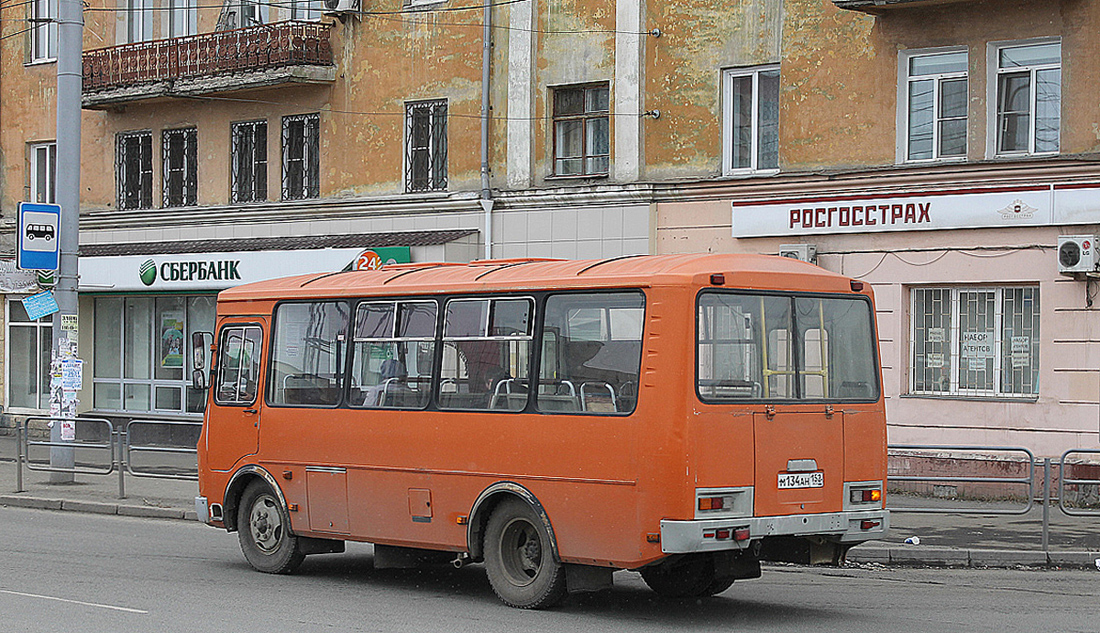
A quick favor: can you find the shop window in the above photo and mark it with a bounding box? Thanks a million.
[910,286,1039,398]
[995,41,1060,156]
[552,84,609,177]
[117,130,153,210]
[6,299,52,411]
[29,142,56,204]
[162,128,197,208]
[281,113,319,200]
[92,296,215,414]
[722,66,779,174]
[903,50,967,162]
[29,0,57,62]
[231,120,267,203]
[268,301,349,406]
[405,99,448,192]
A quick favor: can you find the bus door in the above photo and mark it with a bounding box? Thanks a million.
[753,410,844,517]
[207,320,266,471]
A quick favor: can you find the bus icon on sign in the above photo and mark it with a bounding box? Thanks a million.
[26,224,55,241]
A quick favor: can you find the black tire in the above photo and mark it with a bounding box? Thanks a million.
[640,554,717,598]
[483,498,567,609]
[703,575,736,596]
[237,480,305,574]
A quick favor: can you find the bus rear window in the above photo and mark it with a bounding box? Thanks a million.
[697,291,879,402]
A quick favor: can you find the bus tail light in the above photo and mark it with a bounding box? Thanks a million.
[850,488,882,504]
[860,520,881,530]
[698,496,726,511]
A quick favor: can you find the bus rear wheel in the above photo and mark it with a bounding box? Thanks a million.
[640,554,720,598]
[483,498,567,609]
[237,480,305,574]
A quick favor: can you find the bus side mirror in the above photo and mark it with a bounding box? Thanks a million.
[191,331,213,391]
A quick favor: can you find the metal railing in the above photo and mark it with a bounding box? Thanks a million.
[887,444,1035,514]
[887,444,1100,551]
[16,417,199,500]
[82,21,333,92]
[1058,449,1100,517]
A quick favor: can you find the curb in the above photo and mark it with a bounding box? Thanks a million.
[0,494,196,522]
[848,544,1100,569]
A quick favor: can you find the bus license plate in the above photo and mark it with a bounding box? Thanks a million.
[777,471,824,489]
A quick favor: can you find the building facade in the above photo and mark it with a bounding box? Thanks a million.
[0,0,1098,460]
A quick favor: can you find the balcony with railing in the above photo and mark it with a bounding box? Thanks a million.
[82,21,335,109]
[834,0,979,13]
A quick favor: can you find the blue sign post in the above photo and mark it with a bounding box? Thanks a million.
[17,202,61,271]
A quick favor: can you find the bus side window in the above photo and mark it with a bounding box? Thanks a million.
[537,292,645,415]
[268,302,349,407]
[214,326,262,406]
[439,298,533,411]
[349,300,436,409]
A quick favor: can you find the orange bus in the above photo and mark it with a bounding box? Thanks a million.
[194,253,888,608]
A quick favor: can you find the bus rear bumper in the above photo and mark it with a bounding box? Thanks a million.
[660,509,889,554]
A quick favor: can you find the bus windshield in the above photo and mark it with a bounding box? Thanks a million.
[697,291,879,401]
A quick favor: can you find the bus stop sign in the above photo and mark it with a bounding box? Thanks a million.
[17,202,61,271]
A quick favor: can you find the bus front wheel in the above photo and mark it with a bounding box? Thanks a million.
[237,480,305,574]
[483,498,567,609]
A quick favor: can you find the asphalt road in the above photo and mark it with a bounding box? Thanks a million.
[1,506,1097,633]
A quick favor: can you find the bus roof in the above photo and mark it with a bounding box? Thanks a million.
[217,253,860,305]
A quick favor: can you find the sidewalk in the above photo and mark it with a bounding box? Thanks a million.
[1,433,1097,568]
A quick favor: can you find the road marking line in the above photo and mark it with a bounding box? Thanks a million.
[0,589,148,614]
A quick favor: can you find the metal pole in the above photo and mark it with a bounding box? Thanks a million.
[16,423,24,493]
[479,0,493,260]
[1041,458,1051,552]
[117,428,126,499]
[48,0,83,483]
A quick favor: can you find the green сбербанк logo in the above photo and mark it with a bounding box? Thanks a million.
[139,259,157,286]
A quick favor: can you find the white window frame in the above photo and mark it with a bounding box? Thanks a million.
[289,0,323,21]
[29,0,58,63]
[986,38,1061,158]
[721,65,780,176]
[897,47,968,164]
[126,0,154,43]
[909,286,1039,399]
[29,141,57,204]
[6,298,53,413]
[166,0,197,38]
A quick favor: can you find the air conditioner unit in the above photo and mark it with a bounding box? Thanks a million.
[778,244,817,264]
[322,0,358,15]
[1057,235,1099,275]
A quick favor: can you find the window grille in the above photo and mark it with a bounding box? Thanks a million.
[117,131,153,210]
[231,120,267,203]
[910,286,1039,397]
[162,128,197,208]
[405,100,448,192]
[281,113,319,200]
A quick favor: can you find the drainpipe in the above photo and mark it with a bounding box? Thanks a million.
[479,0,494,260]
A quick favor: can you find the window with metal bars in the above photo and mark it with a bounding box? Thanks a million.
[405,100,448,193]
[281,113,320,200]
[552,84,609,177]
[910,286,1039,397]
[231,120,267,203]
[117,130,153,210]
[162,128,197,208]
